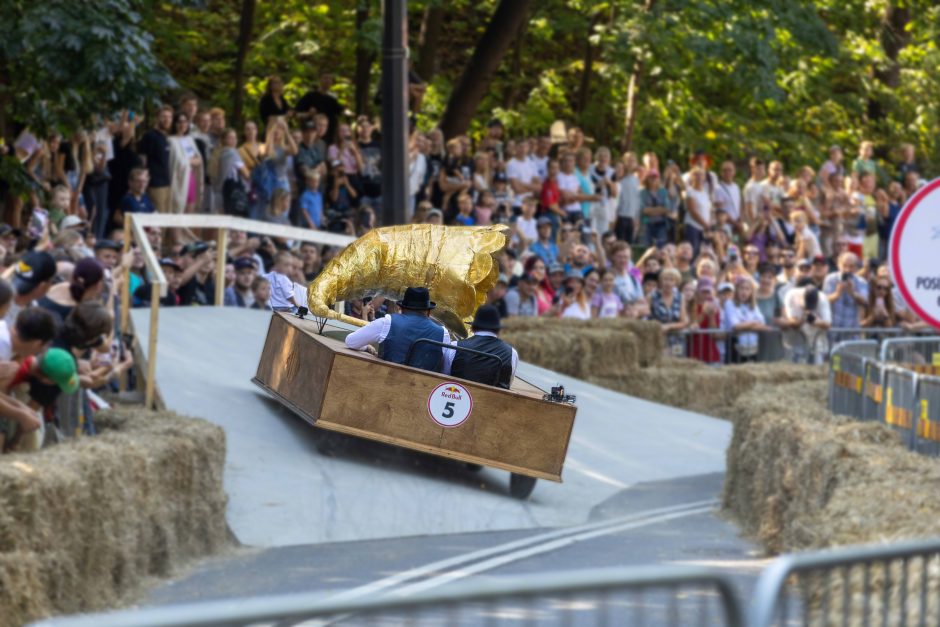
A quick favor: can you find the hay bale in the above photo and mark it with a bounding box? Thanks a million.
[0,407,230,627]
[722,380,940,554]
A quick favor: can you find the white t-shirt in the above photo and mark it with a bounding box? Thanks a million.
[562,301,591,320]
[515,216,538,245]
[556,171,581,215]
[714,181,742,222]
[0,321,12,361]
[506,158,538,207]
[743,179,768,216]
[684,187,712,229]
[798,226,822,259]
[529,154,549,181]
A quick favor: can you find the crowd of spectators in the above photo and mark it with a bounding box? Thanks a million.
[0,71,936,453]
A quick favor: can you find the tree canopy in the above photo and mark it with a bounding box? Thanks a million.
[5,0,940,172]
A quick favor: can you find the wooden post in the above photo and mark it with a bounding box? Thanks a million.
[215,228,228,306]
[119,217,134,392]
[145,281,160,409]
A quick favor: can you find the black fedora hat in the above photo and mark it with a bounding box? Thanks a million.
[397,287,436,310]
[471,304,502,331]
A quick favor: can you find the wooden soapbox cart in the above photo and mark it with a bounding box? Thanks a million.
[253,313,577,499]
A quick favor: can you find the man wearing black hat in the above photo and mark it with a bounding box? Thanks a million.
[449,305,517,390]
[295,119,323,185]
[345,287,453,373]
[5,251,57,327]
[224,257,258,308]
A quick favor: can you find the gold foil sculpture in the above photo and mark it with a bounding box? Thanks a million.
[307,224,510,337]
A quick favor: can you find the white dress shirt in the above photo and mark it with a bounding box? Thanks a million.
[345,315,455,373]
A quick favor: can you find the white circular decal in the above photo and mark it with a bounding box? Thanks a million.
[890,178,940,329]
[427,382,473,428]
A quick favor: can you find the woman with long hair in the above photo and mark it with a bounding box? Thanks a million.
[557,272,591,319]
[168,112,203,215]
[722,276,767,362]
[327,122,364,204]
[861,276,898,328]
[238,120,264,173]
[523,255,553,315]
[259,75,291,129]
[213,128,251,217]
[263,116,299,193]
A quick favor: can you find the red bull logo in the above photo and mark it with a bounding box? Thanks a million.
[440,386,463,400]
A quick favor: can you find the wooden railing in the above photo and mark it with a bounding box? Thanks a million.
[120,213,354,408]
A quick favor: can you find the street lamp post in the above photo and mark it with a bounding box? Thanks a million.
[380,0,409,227]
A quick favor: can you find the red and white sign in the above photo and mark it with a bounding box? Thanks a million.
[427,382,473,428]
[890,178,940,329]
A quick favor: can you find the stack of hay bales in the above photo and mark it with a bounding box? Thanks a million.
[0,408,230,627]
[502,317,821,414]
[723,379,940,553]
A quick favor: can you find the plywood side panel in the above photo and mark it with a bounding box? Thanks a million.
[320,354,575,479]
[254,315,333,421]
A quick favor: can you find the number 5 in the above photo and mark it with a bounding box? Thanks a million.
[442,401,455,419]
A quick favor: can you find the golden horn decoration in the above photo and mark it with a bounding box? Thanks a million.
[307,224,510,337]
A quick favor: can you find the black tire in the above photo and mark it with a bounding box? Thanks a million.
[509,473,538,500]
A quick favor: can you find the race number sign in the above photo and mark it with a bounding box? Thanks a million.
[890,178,940,329]
[427,382,473,428]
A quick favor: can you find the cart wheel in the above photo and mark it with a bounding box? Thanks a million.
[509,473,538,500]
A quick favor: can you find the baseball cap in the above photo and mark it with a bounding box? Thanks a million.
[426,208,443,220]
[717,281,734,293]
[39,348,79,394]
[60,215,87,230]
[496,273,509,285]
[797,257,812,268]
[493,172,508,183]
[301,119,316,130]
[0,223,15,238]
[537,216,553,226]
[234,257,257,271]
[185,241,211,256]
[13,251,57,295]
[94,239,122,252]
[159,257,182,273]
[548,263,565,274]
[812,255,827,265]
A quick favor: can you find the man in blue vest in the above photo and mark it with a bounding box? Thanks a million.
[449,305,518,389]
[345,287,453,373]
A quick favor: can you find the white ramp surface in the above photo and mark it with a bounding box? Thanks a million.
[131,308,731,547]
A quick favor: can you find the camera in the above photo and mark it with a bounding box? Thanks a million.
[806,313,816,324]
[543,385,576,405]
[841,272,852,282]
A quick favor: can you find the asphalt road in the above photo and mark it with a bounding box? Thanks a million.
[127,308,756,623]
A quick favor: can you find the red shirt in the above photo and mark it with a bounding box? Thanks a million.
[540,179,560,213]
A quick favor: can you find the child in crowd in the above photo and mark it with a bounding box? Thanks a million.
[591,269,624,318]
[250,276,272,311]
[262,251,296,312]
[265,188,292,225]
[300,172,323,229]
[474,190,495,226]
[47,185,70,230]
[454,193,475,226]
[513,197,538,250]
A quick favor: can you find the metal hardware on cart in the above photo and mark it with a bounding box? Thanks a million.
[544,385,576,404]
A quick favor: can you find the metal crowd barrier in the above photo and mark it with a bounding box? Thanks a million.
[828,340,878,417]
[31,565,746,627]
[751,537,940,627]
[668,327,936,367]
[826,334,940,459]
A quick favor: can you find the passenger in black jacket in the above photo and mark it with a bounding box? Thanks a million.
[449,305,518,389]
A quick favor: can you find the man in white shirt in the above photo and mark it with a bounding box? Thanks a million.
[743,157,768,228]
[506,141,541,213]
[529,136,551,181]
[713,160,743,237]
[556,152,583,220]
[783,277,832,364]
[345,287,454,374]
[614,152,641,244]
